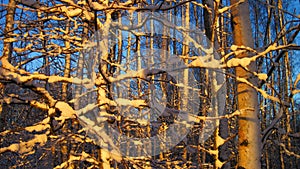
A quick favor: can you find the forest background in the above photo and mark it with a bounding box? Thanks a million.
[0,0,300,168]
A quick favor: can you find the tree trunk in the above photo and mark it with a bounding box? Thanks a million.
[96,13,113,169]
[230,0,262,168]
[0,0,16,129]
[1,0,15,69]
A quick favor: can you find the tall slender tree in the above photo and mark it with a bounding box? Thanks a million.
[230,0,262,168]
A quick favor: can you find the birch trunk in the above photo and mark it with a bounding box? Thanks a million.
[0,0,16,121]
[230,0,261,168]
[1,0,15,70]
[95,12,113,169]
[181,2,190,161]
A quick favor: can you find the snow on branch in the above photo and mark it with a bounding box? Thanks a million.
[0,117,50,136]
[0,133,48,154]
[89,0,193,12]
[1,93,49,109]
[236,77,289,106]
[29,100,49,110]
[106,68,166,83]
[114,98,147,108]
[160,108,241,124]
[191,1,212,11]
[292,89,300,95]
[0,117,50,155]
[0,67,92,87]
[54,101,77,120]
[223,43,290,69]
[188,57,221,69]
[218,0,245,13]
[0,69,79,121]
[54,151,100,169]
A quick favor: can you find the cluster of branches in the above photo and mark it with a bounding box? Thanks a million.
[0,0,299,168]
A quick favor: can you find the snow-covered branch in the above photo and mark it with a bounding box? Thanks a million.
[0,67,92,87]
[0,117,50,155]
[89,0,193,12]
[54,151,100,169]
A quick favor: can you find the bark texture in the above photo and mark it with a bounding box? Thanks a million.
[230,0,262,168]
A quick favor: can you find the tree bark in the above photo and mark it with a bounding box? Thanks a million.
[1,0,16,69]
[230,0,262,168]
[0,0,16,126]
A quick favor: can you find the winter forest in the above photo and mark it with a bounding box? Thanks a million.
[0,0,300,168]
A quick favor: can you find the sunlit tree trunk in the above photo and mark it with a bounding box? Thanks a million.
[277,1,293,168]
[203,1,229,168]
[0,82,3,123]
[61,21,73,167]
[0,0,16,132]
[124,15,132,157]
[230,0,261,168]
[216,0,231,167]
[149,9,154,159]
[181,1,190,162]
[94,11,113,169]
[1,0,15,70]
[62,24,71,101]
[159,6,169,162]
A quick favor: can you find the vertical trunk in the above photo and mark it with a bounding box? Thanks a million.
[136,7,142,157]
[61,22,73,167]
[277,1,292,168]
[271,2,284,168]
[217,0,231,168]
[1,0,15,70]
[181,2,190,161]
[230,0,261,168]
[125,26,132,158]
[97,13,112,169]
[62,24,71,101]
[203,1,229,168]
[0,0,15,115]
[149,9,154,159]
[203,0,214,41]
[0,0,16,121]
[159,7,169,162]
